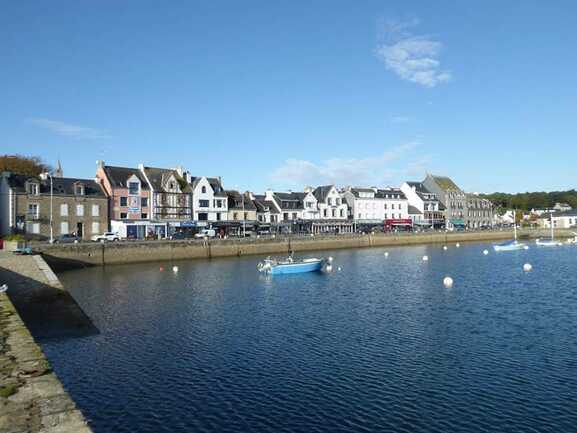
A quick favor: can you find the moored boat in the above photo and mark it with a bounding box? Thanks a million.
[494,216,528,252]
[257,256,331,275]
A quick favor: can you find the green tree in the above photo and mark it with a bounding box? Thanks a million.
[0,155,52,176]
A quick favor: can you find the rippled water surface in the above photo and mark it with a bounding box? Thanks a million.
[41,242,577,433]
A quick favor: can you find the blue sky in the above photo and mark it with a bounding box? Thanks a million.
[2,1,576,193]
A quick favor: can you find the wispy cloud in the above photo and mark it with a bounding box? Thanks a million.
[375,19,451,88]
[28,118,110,140]
[390,115,410,123]
[269,141,428,189]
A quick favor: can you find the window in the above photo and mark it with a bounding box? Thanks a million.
[244,212,248,220]
[75,185,84,195]
[198,213,208,221]
[120,212,127,219]
[60,221,69,235]
[233,212,238,220]
[328,198,333,206]
[283,213,289,221]
[92,222,100,234]
[216,213,221,221]
[323,209,328,217]
[201,186,207,193]
[60,204,68,217]
[27,182,39,195]
[340,209,344,217]
[168,182,175,190]
[199,200,209,208]
[26,222,40,234]
[128,182,139,195]
[27,203,39,219]
[258,215,263,222]
[141,197,148,207]
[141,213,148,219]
[306,201,313,208]
[216,200,222,208]
[332,209,336,217]
[92,204,99,217]
[336,198,341,205]
[384,204,388,210]
[292,213,297,220]
[76,204,84,216]
[120,197,128,207]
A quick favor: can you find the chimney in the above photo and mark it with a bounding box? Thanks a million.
[96,160,104,170]
[265,189,274,201]
[304,186,312,193]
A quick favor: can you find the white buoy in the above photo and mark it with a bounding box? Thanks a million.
[456,243,460,248]
[443,276,454,288]
[384,252,389,257]
[524,245,529,250]
[483,249,489,255]
[337,267,342,271]
[422,255,429,262]
[443,246,448,251]
[325,265,333,272]
[172,266,179,273]
[523,263,532,272]
[327,256,334,263]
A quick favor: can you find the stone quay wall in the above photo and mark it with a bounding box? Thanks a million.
[32,229,575,269]
[0,293,92,433]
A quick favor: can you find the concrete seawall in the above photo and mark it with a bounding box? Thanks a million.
[33,229,573,269]
[0,255,93,433]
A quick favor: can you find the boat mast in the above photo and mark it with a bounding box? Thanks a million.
[513,209,517,241]
[550,212,554,241]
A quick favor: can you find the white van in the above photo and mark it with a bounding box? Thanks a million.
[194,228,216,239]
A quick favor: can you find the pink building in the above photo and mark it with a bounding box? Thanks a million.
[96,161,163,239]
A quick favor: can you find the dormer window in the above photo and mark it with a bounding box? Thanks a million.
[26,182,39,195]
[201,186,207,193]
[75,184,85,196]
[128,182,140,195]
[168,181,175,190]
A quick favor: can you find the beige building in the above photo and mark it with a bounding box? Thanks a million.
[0,172,109,241]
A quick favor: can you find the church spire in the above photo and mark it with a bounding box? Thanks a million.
[55,160,63,178]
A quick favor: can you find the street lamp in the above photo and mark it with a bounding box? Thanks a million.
[41,172,53,243]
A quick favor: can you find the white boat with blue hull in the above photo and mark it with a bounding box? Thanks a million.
[494,216,528,252]
[258,256,332,275]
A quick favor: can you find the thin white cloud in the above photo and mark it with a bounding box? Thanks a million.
[28,118,110,140]
[269,142,426,189]
[375,19,451,88]
[390,115,410,123]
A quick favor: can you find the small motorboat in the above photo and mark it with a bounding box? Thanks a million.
[257,256,332,275]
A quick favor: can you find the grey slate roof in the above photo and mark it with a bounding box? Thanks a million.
[103,166,149,189]
[253,195,280,214]
[408,205,422,215]
[6,174,106,197]
[406,181,440,202]
[273,192,304,210]
[313,185,333,203]
[225,190,257,211]
[142,167,192,193]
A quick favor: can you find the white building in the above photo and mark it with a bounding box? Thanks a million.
[311,185,348,220]
[400,182,445,228]
[342,187,409,224]
[539,210,577,229]
[189,176,228,226]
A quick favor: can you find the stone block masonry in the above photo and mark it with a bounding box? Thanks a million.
[32,228,574,269]
[0,292,93,433]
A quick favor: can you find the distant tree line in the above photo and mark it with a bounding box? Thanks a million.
[0,154,52,176]
[481,190,577,213]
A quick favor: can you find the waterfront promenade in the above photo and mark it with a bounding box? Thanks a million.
[32,228,574,269]
[0,253,93,433]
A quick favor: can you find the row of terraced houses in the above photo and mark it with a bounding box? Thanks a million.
[0,160,494,240]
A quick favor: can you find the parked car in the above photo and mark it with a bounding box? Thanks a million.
[53,234,82,244]
[170,231,194,240]
[91,232,120,242]
[194,229,216,239]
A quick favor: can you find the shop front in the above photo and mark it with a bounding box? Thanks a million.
[384,218,413,232]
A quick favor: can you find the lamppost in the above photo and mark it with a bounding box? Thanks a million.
[42,172,54,243]
[242,191,246,238]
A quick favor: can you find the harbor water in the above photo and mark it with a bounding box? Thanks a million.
[40,242,577,433]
